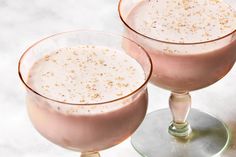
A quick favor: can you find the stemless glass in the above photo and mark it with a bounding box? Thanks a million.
[119,0,236,157]
[18,30,152,157]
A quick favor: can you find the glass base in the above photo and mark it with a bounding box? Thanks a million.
[81,152,100,157]
[131,108,231,157]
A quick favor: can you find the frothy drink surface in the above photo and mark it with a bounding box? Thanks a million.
[128,0,236,43]
[28,46,145,104]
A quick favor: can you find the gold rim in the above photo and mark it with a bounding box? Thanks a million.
[18,30,153,106]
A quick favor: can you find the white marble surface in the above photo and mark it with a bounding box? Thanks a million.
[0,0,236,156]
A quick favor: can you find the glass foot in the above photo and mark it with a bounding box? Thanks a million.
[131,108,231,157]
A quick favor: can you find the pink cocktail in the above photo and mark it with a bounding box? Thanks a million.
[18,31,152,157]
[119,0,236,156]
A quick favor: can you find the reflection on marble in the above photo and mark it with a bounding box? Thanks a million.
[0,0,235,156]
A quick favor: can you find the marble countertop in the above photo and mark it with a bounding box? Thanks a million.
[0,0,236,156]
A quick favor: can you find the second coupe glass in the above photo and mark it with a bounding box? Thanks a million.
[119,0,236,156]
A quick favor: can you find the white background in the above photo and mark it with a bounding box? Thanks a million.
[0,0,236,156]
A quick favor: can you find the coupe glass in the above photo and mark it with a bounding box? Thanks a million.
[18,30,152,157]
[119,1,236,157]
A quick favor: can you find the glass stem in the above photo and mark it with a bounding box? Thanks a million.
[168,91,192,137]
[81,152,100,157]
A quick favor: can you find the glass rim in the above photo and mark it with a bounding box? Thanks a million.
[118,0,236,45]
[18,30,153,106]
